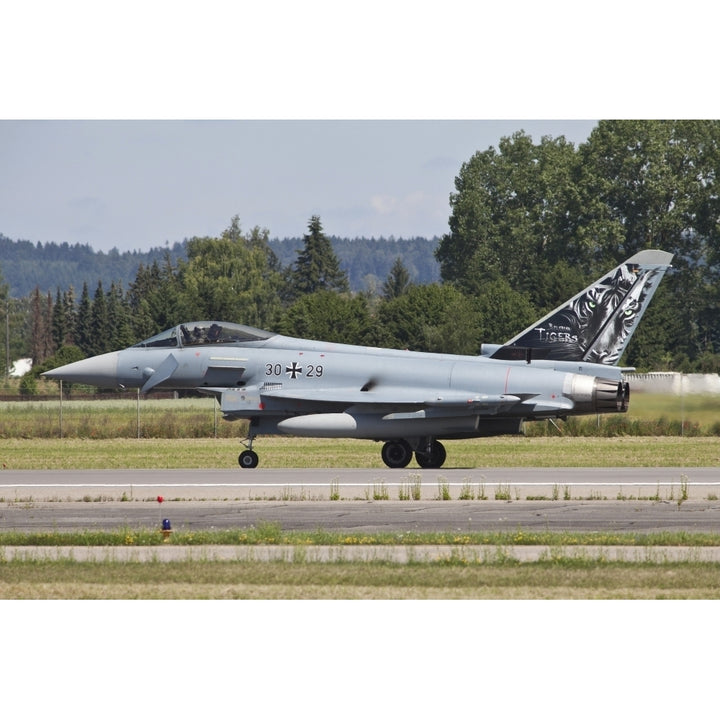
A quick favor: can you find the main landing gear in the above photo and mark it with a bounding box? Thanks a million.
[381,438,447,469]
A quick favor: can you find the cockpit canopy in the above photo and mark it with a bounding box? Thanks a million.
[132,322,277,348]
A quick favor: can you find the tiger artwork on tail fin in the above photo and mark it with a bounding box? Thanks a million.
[494,250,673,365]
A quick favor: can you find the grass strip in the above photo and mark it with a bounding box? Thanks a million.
[3,435,720,469]
[2,524,720,547]
[2,559,720,599]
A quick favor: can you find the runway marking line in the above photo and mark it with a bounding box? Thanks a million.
[3,482,720,488]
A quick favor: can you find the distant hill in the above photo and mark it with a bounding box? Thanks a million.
[0,233,441,297]
[0,234,187,298]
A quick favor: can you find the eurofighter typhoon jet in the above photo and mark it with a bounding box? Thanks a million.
[44,250,673,469]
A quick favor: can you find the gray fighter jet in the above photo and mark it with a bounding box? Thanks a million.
[44,249,673,469]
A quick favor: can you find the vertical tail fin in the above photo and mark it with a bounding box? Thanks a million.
[492,249,674,365]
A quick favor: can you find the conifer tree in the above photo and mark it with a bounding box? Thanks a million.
[292,215,349,296]
[29,287,54,364]
[51,287,76,350]
[382,257,412,299]
[75,282,93,356]
[0,268,8,376]
[51,288,67,350]
[63,287,77,345]
[89,281,110,356]
[107,281,135,349]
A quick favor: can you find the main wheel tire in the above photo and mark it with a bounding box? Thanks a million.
[415,440,447,469]
[238,450,259,468]
[381,440,413,469]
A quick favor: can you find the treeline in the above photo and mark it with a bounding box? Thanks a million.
[4,120,720,387]
[0,235,187,299]
[0,233,440,298]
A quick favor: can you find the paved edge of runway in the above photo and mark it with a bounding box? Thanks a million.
[3,466,719,501]
[2,544,720,563]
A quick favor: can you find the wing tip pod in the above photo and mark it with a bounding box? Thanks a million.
[626,249,674,267]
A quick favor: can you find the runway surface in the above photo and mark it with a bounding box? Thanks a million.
[2,467,720,533]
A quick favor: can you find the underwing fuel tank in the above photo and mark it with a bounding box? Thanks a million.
[276,412,481,439]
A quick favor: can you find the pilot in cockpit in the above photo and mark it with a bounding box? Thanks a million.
[207,324,222,342]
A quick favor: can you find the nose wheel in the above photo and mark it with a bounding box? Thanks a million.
[239,450,259,468]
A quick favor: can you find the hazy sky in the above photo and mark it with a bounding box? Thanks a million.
[2,3,715,255]
[0,120,597,252]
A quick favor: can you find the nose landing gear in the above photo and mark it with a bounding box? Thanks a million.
[238,434,259,468]
[238,449,259,468]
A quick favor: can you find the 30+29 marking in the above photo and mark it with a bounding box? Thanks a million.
[265,362,324,379]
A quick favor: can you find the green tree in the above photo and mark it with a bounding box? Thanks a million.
[29,287,54,364]
[622,284,683,371]
[378,283,482,353]
[89,281,111,356]
[19,372,37,396]
[279,290,376,345]
[0,264,9,376]
[107,281,135,349]
[75,282,92,356]
[291,216,349,296]
[178,217,284,328]
[471,278,538,346]
[127,260,178,339]
[382,257,412,299]
[578,120,720,361]
[51,287,78,350]
[577,120,720,261]
[63,287,77,345]
[436,131,583,298]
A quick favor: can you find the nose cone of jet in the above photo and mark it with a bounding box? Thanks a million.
[43,351,121,388]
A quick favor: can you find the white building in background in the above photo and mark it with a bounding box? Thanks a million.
[10,358,32,377]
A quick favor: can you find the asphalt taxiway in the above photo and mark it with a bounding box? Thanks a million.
[1,467,719,533]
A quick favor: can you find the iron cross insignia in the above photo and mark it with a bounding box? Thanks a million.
[285,362,303,379]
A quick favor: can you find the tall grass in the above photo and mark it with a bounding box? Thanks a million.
[526,415,708,437]
[1,392,719,440]
[0,397,240,439]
